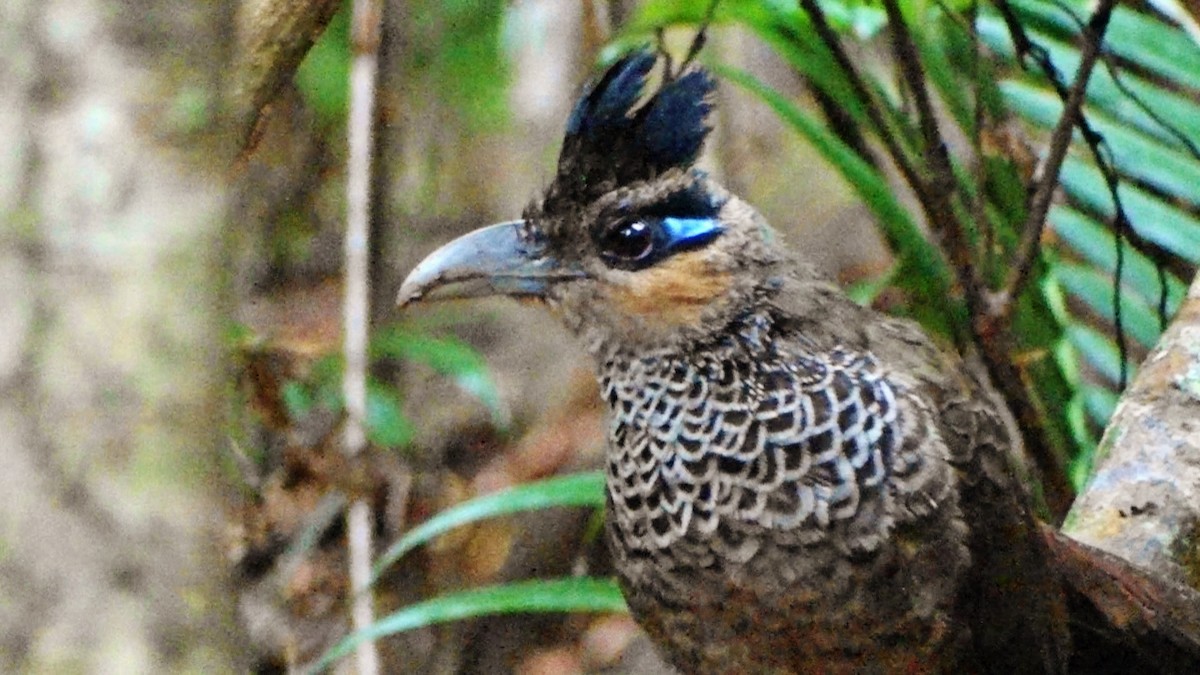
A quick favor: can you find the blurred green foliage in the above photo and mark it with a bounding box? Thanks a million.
[279,325,504,451]
[415,0,512,131]
[296,6,351,126]
[313,576,626,673]
[296,0,511,130]
[372,471,606,583]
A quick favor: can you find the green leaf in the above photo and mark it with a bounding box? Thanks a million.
[1082,384,1119,429]
[753,19,875,125]
[1064,323,1137,386]
[373,471,605,580]
[976,17,1200,147]
[1060,158,1200,265]
[1000,81,1200,208]
[625,0,730,29]
[905,12,973,132]
[627,0,803,36]
[1050,206,1186,313]
[365,380,414,449]
[1064,392,1097,489]
[1052,263,1161,348]
[310,577,626,673]
[1067,383,1119,488]
[1007,0,1200,90]
[373,328,506,424]
[628,2,875,127]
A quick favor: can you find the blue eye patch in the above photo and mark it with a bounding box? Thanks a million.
[658,217,724,254]
[594,214,724,271]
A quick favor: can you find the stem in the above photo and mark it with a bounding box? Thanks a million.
[881,0,983,313]
[798,0,928,205]
[997,0,1117,314]
[344,0,383,672]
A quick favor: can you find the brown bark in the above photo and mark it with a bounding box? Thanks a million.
[0,0,241,668]
[235,0,342,149]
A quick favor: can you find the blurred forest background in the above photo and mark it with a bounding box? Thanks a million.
[2,0,1200,673]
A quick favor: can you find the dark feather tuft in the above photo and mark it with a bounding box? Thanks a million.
[566,51,656,137]
[550,49,716,209]
[641,70,715,171]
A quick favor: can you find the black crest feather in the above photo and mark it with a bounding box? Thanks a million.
[550,49,715,207]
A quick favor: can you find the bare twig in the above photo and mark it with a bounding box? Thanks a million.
[881,0,984,313]
[804,0,988,337]
[659,0,719,84]
[964,0,1121,517]
[809,85,879,169]
[967,2,994,279]
[989,0,1161,393]
[344,0,383,672]
[797,0,929,206]
[680,0,721,72]
[1048,0,1184,331]
[881,1,949,188]
[996,0,1117,316]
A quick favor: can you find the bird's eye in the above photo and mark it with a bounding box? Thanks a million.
[600,220,655,262]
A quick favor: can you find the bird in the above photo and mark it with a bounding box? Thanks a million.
[396,49,1200,674]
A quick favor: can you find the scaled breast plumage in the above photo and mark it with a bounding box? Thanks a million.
[599,309,934,564]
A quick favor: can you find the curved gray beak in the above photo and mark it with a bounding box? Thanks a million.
[397,220,583,307]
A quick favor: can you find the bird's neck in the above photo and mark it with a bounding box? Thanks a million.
[583,289,780,363]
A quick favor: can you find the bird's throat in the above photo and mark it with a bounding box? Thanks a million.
[601,249,736,334]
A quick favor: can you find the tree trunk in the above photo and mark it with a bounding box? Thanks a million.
[0,0,241,669]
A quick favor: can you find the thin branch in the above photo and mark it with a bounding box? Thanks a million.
[988,0,1169,394]
[881,0,984,309]
[809,84,879,169]
[804,0,990,329]
[967,1,994,279]
[797,0,929,206]
[952,0,1119,514]
[344,0,384,672]
[881,0,950,191]
[993,0,1117,313]
[1114,204,1130,389]
[661,0,719,84]
[1048,0,1183,331]
[679,0,720,72]
[1096,51,1200,163]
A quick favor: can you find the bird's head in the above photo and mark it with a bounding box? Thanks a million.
[398,50,789,351]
